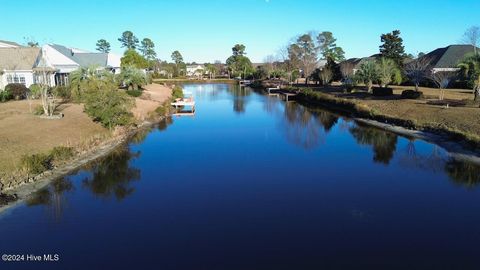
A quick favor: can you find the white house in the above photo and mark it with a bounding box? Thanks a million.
[38,44,122,86]
[186,64,205,77]
[0,47,41,89]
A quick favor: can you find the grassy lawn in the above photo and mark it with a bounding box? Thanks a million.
[0,100,111,174]
[300,84,480,143]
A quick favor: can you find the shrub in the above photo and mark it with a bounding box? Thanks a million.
[21,153,52,174]
[84,88,135,129]
[33,105,44,115]
[372,87,393,96]
[5,83,28,100]
[28,84,42,99]
[118,65,147,90]
[126,89,142,97]
[172,86,184,99]
[53,85,71,99]
[401,90,423,99]
[155,104,169,115]
[0,90,13,102]
[50,146,74,160]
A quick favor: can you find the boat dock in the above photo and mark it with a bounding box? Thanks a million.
[265,86,298,101]
[171,92,196,114]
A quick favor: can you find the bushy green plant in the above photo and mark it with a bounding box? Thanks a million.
[5,83,28,100]
[53,85,71,99]
[118,66,147,90]
[377,57,401,87]
[0,90,13,102]
[83,87,135,129]
[172,86,184,99]
[33,105,44,115]
[21,153,52,174]
[28,84,42,99]
[356,61,379,93]
[126,89,142,97]
[69,66,115,101]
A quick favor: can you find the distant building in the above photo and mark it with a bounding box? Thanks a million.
[186,64,205,77]
[339,54,381,75]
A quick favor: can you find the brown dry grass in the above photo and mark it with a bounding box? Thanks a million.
[0,100,110,173]
[307,84,480,141]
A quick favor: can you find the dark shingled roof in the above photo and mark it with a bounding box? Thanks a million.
[420,45,478,68]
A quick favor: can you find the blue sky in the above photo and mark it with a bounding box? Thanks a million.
[2,0,479,63]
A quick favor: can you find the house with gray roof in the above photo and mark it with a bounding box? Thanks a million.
[39,44,121,86]
[417,44,479,73]
[0,47,41,89]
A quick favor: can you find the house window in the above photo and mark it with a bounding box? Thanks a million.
[7,75,26,85]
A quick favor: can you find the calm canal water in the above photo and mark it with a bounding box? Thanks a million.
[1,83,480,270]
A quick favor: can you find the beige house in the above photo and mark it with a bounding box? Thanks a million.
[0,47,41,89]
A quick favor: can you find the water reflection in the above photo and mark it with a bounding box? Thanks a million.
[26,177,74,221]
[82,147,141,201]
[157,116,174,132]
[228,85,251,114]
[349,123,398,164]
[398,143,446,173]
[281,102,326,149]
[314,110,338,132]
[445,158,480,188]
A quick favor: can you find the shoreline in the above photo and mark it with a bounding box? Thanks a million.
[257,86,480,164]
[0,118,165,215]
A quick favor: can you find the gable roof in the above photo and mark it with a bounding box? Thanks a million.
[0,40,21,48]
[50,44,121,68]
[420,45,478,69]
[0,47,40,70]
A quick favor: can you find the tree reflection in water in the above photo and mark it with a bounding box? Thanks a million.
[228,85,251,114]
[349,123,398,164]
[82,147,141,201]
[157,116,174,132]
[26,177,74,221]
[398,143,446,173]
[445,158,480,188]
[281,102,326,150]
[314,110,338,132]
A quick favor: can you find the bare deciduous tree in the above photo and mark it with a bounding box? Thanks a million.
[320,68,333,87]
[429,71,457,100]
[462,26,480,55]
[404,56,431,91]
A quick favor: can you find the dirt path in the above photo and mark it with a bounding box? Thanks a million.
[132,83,172,121]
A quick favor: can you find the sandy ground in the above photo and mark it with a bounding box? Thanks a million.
[0,100,109,173]
[132,83,172,121]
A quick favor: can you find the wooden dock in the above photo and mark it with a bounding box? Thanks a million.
[265,87,298,101]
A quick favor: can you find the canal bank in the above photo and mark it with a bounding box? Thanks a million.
[255,85,480,160]
[1,83,479,269]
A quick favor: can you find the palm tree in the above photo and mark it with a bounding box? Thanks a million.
[69,66,114,100]
[458,53,480,101]
[356,60,379,93]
